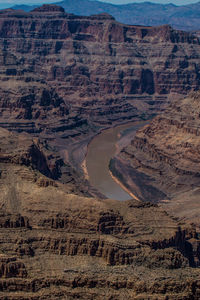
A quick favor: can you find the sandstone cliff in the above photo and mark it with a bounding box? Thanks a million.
[0,127,93,197]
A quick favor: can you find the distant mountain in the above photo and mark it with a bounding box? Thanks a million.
[11,0,200,31]
[11,4,38,11]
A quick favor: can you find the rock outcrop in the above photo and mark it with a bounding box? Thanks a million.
[0,127,93,197]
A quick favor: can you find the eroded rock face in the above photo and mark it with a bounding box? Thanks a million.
[0,5,199,142]
[0,5,200,298]
[0,5,199,183]
[0,256,27,279]
[0,125,199,299]
[111,92,200,224]
[0,127,92,197]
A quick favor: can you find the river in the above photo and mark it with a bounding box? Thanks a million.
[85,121,148,201]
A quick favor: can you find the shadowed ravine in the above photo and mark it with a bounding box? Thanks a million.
[85,121,147,200]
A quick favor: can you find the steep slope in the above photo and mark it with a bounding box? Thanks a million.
[0,5,199,177]
[12,0,200,31]
[110,92,200,224]
[0,127,200,299]
[0,127,92,197]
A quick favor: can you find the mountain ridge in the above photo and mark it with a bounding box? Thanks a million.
[11,0,200,31]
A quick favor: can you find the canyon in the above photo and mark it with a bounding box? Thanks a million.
[0,4,199,299]
[110,91,200,225]
[0,126,200,299]
[0,5,199,175]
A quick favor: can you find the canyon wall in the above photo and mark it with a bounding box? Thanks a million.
[0,5,199,184]
[0,5,199,141]
[0,126,199,298]
[111,91,200,225]
[0,5,199,298]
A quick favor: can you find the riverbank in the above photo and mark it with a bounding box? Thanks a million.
[84,120,148,201]
[109,170,140,201]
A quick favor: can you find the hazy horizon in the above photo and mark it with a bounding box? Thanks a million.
[98,0,199,4]
[0,0,199,9]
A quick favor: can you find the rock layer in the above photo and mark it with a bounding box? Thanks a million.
[0,5,200,298]
[111,92,200,225]
[0,126,199,299]
[0,5,199,180]
[0,6,199,139]
[0,5,199,186]
[0,127,93,197]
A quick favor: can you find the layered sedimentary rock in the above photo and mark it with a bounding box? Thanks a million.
[0,5,198,182]
[111,92,200,225]
[0,5,200,298]
[0,127,200,299]
[0,6,199,139]
[0,127,93,197]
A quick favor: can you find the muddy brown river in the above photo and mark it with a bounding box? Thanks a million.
[86,121,148,200]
